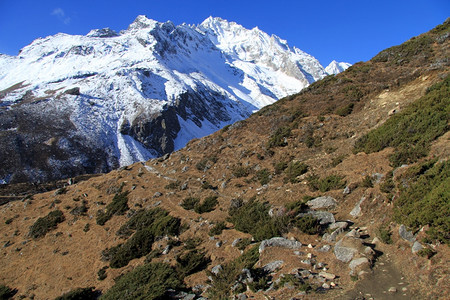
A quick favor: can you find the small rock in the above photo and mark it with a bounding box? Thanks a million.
[299,269,311,278]
[343,186,351,195]
[211,264,223,275]
[399,224,416,243]
[308,243,313,248]
[349,257,369,272]
[162,245,170,255]
[388,287,397,293]
[350,196,365,217]
[216,241,222,248]
[319,271,336,280]
[259,237,302,253]
[371,237,380,244]
[153,192,162,198]
[263,260,284,273]
[402,287,408,292]
[316,244,331,252]
[329,221,348,230]
[412,241,424,254]
[322,283,330,289]
[306,196,337,209]
[232,238,242,247]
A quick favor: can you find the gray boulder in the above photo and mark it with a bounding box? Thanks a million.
[349,196,365,217]
[299,211,335,225]
[211,264,223,275]
[412,241,424,254]
[263,260,284,273]
[306,196,337,210]
[259,237,302,253]
[399,224,416,243]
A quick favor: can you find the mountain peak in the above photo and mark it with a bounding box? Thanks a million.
[325,60,351,75]
[128,15,158,30]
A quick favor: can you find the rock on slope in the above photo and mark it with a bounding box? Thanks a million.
[0,16,348,184]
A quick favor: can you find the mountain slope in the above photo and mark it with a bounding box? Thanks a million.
[0,19,448,300]
[0,16,347,184]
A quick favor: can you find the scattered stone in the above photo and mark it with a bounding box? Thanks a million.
[301,259,312,265]
[153,192,162,198]
[152,201,161,207]
[349,257,369,272]
[232,238,242,247]
[259,237,302,253]
[350,196,365,217]
[216,241,222,248]
[306,196,337,210]
[308,243,313,248]
[364,246,375,256]
[162,245,170,255]
[181,182,188,190]
[235,293,247,300]
[334,239,358,263]
[322,283,330,289]
[412,241,424,253]
[345,229,361,238]
[316,245,331,252]
[263,260,284,273]
[211,264,223,275]
[388,287,397,293]
[372,173,383,183]
[399,225,416,243]
[329,221,348,231]
[299,269,311,278]
[319,271,336,280]
[402,287,408,292]
[299,210,335,225]
[343,186,351,195]
[371,237,380,244]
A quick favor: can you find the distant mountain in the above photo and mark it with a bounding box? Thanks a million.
[0,15,349,183]
[325,60,352,75]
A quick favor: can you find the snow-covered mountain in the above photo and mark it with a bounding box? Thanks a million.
[325,60,352,75]
[0,16,349,183]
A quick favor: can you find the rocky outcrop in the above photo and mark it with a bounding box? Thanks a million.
[259,237,302,253]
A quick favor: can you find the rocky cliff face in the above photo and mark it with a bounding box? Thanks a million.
[0,16,349,184]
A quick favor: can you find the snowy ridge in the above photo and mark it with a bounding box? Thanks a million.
[0,15,350,183]
[325,60,352,75]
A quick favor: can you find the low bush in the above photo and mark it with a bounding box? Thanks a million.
[28,210,65,239]
[164,181,180,190]
[284,161,308,183]
[361,175,374,188]
[100,263,183,300]
[335,103,354,116]
[232,165,251,178]
[394,160,449,244]
[274,161,288,174]
[293,215,320,235]
[106,208,181,268]
[256,168,271,185]
[267,127,291,148]
[0,284,16,299]
[54,287,98,300]
[194,196,218,214]
[378,225,393,244]
[307,174,346,192]
[175,249,211,276]
[96,191,129,226]
[234,238,252,251]
[353,76,449,167]
[275,274,312,292]
[180,197,200,210]
[209,221,227,236]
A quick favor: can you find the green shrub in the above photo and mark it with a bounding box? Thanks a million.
[234,238,252,251]
[97,266,108,281]
[256,168,271,185]
[284,161,308,183]
[54,287,98,300]
[209,221,227,236]
[100,263,183,300]
[180,197,200,210]
[175,249,211,276]
[361,175,374,188]
[335,103,354,116]
[108,208,181,268]
[274,161,288,174]
[378,226,393,244]
[228,198,288,241]
[96,191,129,226]
[394,160,449,244]
[194,196,218,214]
[28,210,65,239]
[285,200,308,215]
[293,215,320,235]
[196,156,218,171]
[417,248,436,259]
[207,245,260,299]
[232,165,251,178]
[267,127,291,148]
[330,154,348,167]
[0,284,16,300]
[164,181,180,190]
[307,174,346,192]
[275,274,312,292]
[354,76,449,167]
[380,171,395,195]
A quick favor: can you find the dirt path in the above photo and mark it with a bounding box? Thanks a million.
[338,253,414,300]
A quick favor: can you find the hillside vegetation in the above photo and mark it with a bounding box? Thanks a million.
[0,19,449,300]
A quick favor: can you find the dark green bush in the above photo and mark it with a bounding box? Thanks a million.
[274,161,288,174]
[175,249,211,276]
[97,266,108,281]
[378,226,393,244]
[100,263,183,300]
[54,287,98,300]
[234,238,252,251]
[394,160,449,244]
[335,103,354,116]
[180,197,200,210]
[417,248,436,259]
[307,174,346,192]
[194,196,218,214]
[284,161,308,183]
[232,165,251,178]
[164,181,180,190]
[107,208,180,268]
[267,127,291,148]
[96,191,129,226]
[354,76,449,167]
[361,175,374,188]
[207,245,260,299]
[0,284,16,300]
[209,221,227,236]
[256,168,271,185]
[293,215,320,235]
[28,210,65,239]
[275,274,312,292]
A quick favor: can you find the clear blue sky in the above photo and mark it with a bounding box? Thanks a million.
[0,0,448,66]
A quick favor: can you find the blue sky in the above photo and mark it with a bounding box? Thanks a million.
[0,0,448,66]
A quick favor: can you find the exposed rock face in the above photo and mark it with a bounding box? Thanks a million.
[306,196,337,210]
[399,224,416,243]
[259,237,302,253]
